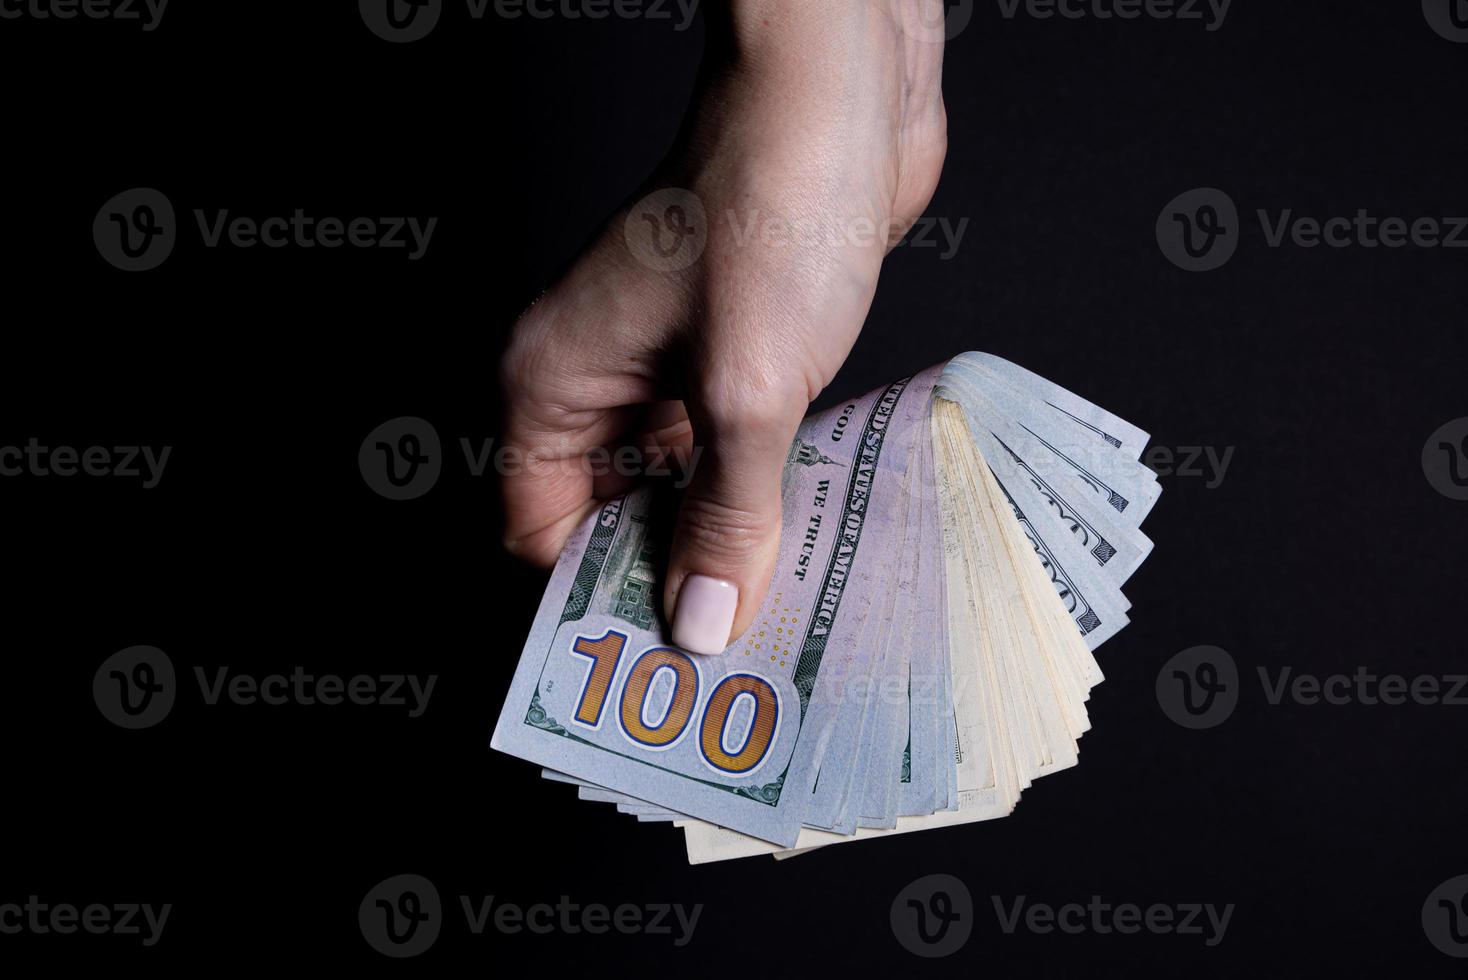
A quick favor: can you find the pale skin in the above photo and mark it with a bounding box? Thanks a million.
[501,0,948,654]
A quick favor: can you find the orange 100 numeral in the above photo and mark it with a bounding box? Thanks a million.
[569,631,780,775]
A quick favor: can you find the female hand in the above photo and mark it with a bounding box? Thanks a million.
[500,0,948,654]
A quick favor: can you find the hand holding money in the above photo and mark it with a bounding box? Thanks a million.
[498,0,948,654]
[493,354,1158,862]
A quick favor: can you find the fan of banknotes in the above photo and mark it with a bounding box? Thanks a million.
[492,353,1157,863]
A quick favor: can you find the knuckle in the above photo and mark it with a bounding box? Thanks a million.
[676,494,775,568]
[696,366,807,440]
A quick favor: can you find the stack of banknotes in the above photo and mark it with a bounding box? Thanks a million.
[492,353,1157,863]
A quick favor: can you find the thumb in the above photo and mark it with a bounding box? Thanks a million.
[664,378,806,657]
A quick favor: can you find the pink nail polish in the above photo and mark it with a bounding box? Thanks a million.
[672,575,738,656]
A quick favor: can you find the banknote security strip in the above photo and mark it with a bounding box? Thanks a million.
[491,353,1158,862]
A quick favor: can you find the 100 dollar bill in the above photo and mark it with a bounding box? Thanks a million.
[491,369,941,846]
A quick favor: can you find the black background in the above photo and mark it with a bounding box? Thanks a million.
[2,0,1466,975]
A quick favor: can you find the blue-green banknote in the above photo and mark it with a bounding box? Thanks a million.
[491,354,1159,859]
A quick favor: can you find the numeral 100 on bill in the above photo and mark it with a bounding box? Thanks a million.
[568,631,781,776]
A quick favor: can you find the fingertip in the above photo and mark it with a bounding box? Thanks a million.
[670,575,739,657]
